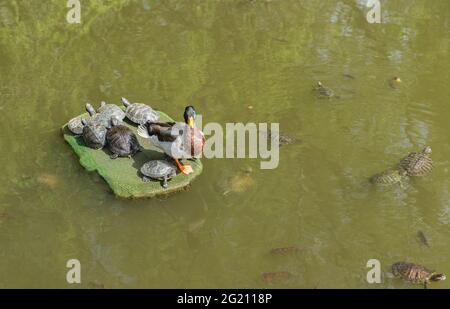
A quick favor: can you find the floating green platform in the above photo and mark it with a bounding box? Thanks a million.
[62,110,203,198]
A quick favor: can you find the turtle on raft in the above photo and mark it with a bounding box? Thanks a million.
[370,169,408,188]
[121,97,159,125]
[140,160,177,188]
[106,117,141,159]
[97,101,126,124]
[85,103,114,129]
[81,118,107,149]
[67,115,85,136]
[398,146,433,177]
[391,262,446,289]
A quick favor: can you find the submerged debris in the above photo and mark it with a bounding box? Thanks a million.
[270,246,301,256]
[262,271,293,284]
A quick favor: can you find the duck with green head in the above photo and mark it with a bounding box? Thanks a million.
[138,106,205,175]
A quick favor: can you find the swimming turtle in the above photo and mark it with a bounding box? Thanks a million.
[97,101,126,123]
[389,76,402,89]
[267,130,296,146]
[392,262,445,288]
[121,97,159,125]
[140,160,177,188]
[370,169,408,187]
[398,146,433,176]
[106,117,141,159]
[81,118,107,149]
[67,116,85,135]
[315,81,335,98]
[217,166,254,195]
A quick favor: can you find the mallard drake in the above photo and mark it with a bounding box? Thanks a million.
[138,106,205,175]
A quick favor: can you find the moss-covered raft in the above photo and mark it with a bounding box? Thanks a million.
[62,110,203,198]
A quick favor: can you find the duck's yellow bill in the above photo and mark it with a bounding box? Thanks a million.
[188,117,195,128]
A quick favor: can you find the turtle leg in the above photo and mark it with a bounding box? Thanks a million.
[142,176,151,183]
[110,153,119,159]
[162,176,168,189]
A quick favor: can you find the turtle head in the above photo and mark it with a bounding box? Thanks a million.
[430,273,446,282]
[423,146,432,154]
[121,97,131,107]
[101,101,106,107]
[86,103,96,116]
[392,77,402,83]
[81,118,88,126]
[317,81,323,87]
[184,106,197,128]
[110,116,121,127]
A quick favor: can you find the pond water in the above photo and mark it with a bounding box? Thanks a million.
[0,0,449,288]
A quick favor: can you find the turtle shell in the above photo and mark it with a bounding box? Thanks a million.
[140,160,177,180]
[106,125,141,157]
[316,81,334,97]
[68,116,85,135]
[122,98,159,125]
[82,122,107,149]
[399,147,433,176]
[392,262,433,284]
[98,102,126,122]
[371,169,406,185]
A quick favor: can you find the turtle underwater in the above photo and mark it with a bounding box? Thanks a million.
[398,146,433,177]
[392,262,445,289]
[81,118,107,149]
[140,160,177,188]
[370,169,408,187]
[121,97,159,125]
[217,166,254,196]
[106,117,141,159]
[267,130,296,146]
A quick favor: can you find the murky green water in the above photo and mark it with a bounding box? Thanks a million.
[0,0,449,288]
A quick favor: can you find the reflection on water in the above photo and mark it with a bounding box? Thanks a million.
[0,0,449,288]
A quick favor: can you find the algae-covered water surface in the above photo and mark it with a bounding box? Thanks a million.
[0,0,449,288]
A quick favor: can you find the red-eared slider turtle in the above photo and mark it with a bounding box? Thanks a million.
[399,146,433,176]
[216,166,254,195]
[121,97,159,125]
[140,160,177,188]
[389,76,402,89]
[97,101,126,123]
[81,118,107,149]
[267,130,296,146]
[106,117,141,159]
[370,169,408,187]
[85,103,112,128]
[392,262,445,288]
[67,116,85,135]
[315,81,335,98]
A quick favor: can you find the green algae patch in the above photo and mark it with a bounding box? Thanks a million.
[62,110,203,198]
